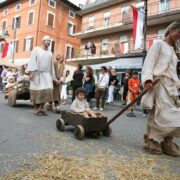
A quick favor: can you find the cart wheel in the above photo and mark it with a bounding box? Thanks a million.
[56,118,65,132]
[74,125,85,140]
[8,90,16,107]
[102,125,112,137]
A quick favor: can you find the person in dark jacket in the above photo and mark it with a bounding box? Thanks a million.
[72,64,84,101]
[84,66,95,106]
[121,72,129,105]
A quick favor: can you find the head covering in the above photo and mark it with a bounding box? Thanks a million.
[164,21,180,37]
[42,35,51,41]
[7,76,15,83]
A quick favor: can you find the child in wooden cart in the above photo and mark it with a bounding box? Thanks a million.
[71,88,103,118]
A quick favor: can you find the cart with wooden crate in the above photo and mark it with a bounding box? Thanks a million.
[56,110,112,140]
[4,80,30,107]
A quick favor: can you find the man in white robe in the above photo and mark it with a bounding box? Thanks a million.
[26,35,55,116]
[141,21,180,156]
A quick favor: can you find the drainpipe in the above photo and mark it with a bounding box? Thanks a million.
[36,0,42,46]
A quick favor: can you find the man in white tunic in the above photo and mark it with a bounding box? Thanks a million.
[141,21,180,156]
[27,36,55,116]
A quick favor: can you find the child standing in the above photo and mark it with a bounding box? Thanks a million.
[126,71,141,117]
[71,88,97,118]
[61,70,69,105]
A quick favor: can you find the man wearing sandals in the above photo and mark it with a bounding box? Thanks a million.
[26,35,55,116]
[142,21,180,156]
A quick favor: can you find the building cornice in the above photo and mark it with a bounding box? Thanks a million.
[0,0,17,8]
[0,0,81,11]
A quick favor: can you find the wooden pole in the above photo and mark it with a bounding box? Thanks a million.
[106,80,159,126]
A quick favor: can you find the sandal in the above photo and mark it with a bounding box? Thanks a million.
[41,111,48,116]
[33,111,42,116]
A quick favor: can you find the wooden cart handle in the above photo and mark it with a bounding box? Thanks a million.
[106,80,159,126]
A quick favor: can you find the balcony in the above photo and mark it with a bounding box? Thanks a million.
[67,35,158,64]
[75,0,180,39]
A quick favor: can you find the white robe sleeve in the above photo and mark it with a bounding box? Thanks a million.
[141,41,161,86]
[26,47,39,72]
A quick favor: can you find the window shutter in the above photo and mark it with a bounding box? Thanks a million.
[24,39,26,51]
[66,46,70,59]
[73,25,76,34]
[30,37,34,51]
[18,16,21,28]
[28,12,33,25]
[12,18,15,29]
[2,21,6,30]
[51,41,55,53]
[15,41,19,53]
[16,41,19,53]
[71,47,74,58]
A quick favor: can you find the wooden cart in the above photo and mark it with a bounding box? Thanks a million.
[4,81,30,107]
[56,81,159,140]
[56,110,112,140]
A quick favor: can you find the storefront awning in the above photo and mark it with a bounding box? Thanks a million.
[90,57,143,70]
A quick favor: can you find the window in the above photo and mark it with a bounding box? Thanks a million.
[48,0,56,8]
[28,11,34,25]
[2,20,7,31]
[69,10,75,18]
[101,39,109,54]
[48,40,55,53]
[3,9,8,16]
[0,43,4,53]
[121,6,130,22]
[68,22,75,36]
[66,45,74,59]
[157,29,166,39]
[29,0,35,6]
[12,40,19,53]
[46,12,55,28]
[88,15,94,28]
[119,35,128,54]
[24,37,34,52]
[104,11,110,27]
[159,0,170,13]
[12,16,21,29]
[15,4,21,11]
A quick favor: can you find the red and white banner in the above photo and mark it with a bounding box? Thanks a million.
[1,42,13,58]
[132,6,144,49]
[120,43,128,54]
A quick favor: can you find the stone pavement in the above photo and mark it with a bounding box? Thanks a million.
[0,92,179,178]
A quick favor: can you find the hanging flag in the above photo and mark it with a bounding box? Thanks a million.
[132,6,144,49]
[1,42,9,58]
[120,43,128,54]
[1,42,13,58]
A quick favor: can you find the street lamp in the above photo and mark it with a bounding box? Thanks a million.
[0,20,17,63]
[12,20,17,63]
[142,0,148,63]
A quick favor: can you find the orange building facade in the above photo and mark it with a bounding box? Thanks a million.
[0,0,82,60]
[68,0,180,66]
